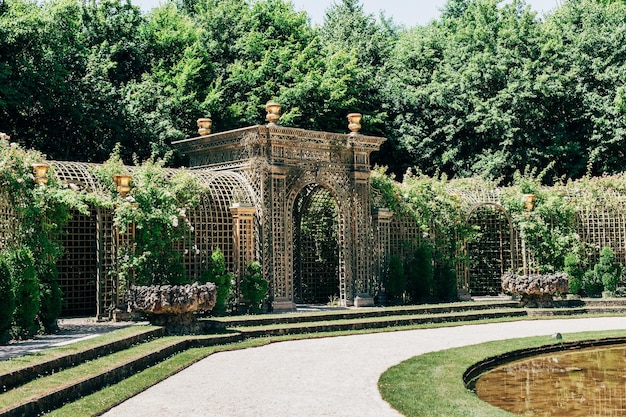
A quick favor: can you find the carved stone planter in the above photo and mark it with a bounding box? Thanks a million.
[501,272,569,308]
[127,282,217,334]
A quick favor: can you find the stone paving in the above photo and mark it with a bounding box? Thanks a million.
[0,318,134,361]
[102,317,626,417]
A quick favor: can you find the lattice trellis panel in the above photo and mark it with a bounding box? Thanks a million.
[51,161,108,193]
[465,204,514,296]
[0,192,17,250]
[173,170,258,287]
[389,213,423,264]
[97,208,116,316]
[293,185,340,304]
[578,198,626,281]
[57,207,98,316]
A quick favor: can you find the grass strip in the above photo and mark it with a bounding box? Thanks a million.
[378,329,626,417]
[0,326,160,376]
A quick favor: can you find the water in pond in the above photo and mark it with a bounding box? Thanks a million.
[475,345,626,416]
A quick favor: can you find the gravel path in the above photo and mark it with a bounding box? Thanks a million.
[103,317,625,417]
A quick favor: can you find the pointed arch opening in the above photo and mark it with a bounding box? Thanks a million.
[466,203,514,296]
[292,184,341,304]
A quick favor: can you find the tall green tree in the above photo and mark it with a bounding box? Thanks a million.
[383,0,546,179]
[316,0,398,135]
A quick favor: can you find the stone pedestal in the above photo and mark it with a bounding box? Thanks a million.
[457,288,472,301]
[272,297,296,312]
[354,293,375,308]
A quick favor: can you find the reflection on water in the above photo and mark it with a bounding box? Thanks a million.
[475,345,626,417]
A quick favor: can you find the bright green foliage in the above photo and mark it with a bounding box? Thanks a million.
[200,248,233,315]
[564,253,584,295]
[1,0,626,180]
[406,243,435,302]
[584,247,623,295]
[581,247,623,296]
[0,257,14,341]
[314,0,397,134]
[382,0,626,180]
[582,268,604,297]
[371,168,477,303]
[240,262,268,314]
[501,167,583,273]
[37,262,63,332]
[94,146,203,287]
[0,138,88,336]
[386,255,405,301]
[6,247,40,338]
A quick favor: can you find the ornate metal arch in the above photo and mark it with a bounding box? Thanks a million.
[174,120,386,310]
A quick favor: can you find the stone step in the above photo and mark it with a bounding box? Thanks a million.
[0,333,242,417]
[526,306,626,317]
[233,309,529,338]
[0,326,165,392]
[201,301,522,330]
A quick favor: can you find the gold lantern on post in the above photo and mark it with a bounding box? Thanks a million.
[265,101,281,125]
[197,118,212,136]
[32,163,50,186]
[113,174,132,197]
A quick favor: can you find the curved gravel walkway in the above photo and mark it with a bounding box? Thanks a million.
[103,317,625,417]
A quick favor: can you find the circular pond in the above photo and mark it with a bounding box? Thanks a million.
[476,344,626,416]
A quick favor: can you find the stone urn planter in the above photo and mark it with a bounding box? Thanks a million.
[127,282,217,334]
[501,272,569,308]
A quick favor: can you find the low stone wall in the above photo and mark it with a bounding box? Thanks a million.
[501,273,569,307]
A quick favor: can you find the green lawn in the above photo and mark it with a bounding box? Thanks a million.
[379,329,626,417]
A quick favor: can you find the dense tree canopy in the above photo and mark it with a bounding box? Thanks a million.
[1,0,625,182]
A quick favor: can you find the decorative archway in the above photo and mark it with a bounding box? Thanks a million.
[466,203,514,296]
[174,113,386,310]
[292,184,341,304]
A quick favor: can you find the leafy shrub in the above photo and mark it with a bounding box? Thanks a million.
[37,262,62,332]
[6,248,40,338]
[583,247,622,296]
[406,243,434,302]
[94,146,202,287]
[200,248,233,315]
[386,255,405,302]
[564,253,584,295]
[435,259,458,302]
[0,257,14,342]
[241,262,268,313]
[582,269,604,297]
[598,247,622,293]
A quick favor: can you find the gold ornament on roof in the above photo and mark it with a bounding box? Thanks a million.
[32,163,50,186]
[113,174,132,197]
[197,118,212,136]
[347,113,362,135]
[265,101,281,125]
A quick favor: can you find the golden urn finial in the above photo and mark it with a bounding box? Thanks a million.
[522,194,536,211]
[197,118,212,136]
[265,101,281,125]
[32,163,50,186]
[347,113,362,135]
[113,174,132,197]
